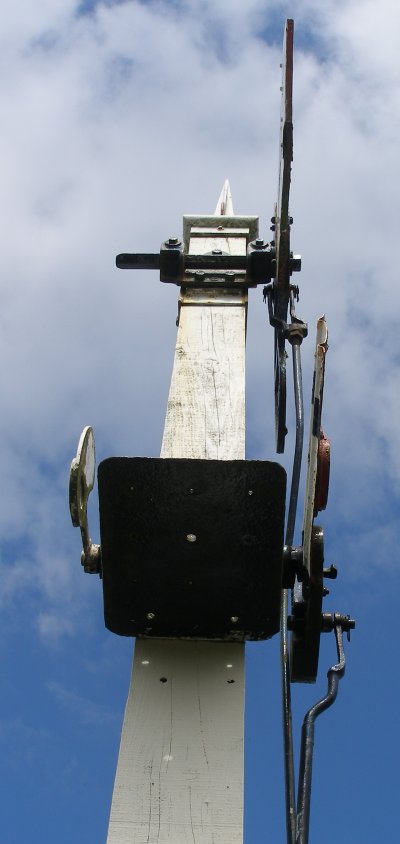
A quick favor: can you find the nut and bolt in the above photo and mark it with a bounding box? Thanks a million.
[323,565,338,580]
[290,254,302,273]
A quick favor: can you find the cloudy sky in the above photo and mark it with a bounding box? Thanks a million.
[1,1,399,841]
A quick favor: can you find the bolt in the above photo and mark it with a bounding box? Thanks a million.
[186,533,197,543]
[323,565,338,580]
[255,238,264,248]
[212,249,222,255]
[168,236,179,245]
[323,587,330,597]
[290,254,302,273]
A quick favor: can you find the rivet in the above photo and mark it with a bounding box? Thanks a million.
[186,533,197,543]
[230,616,239,624]
[146,612,155,620]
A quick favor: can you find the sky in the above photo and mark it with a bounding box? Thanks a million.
[0,0,399,841]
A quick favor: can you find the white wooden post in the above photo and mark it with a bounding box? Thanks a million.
[106,184,259,844]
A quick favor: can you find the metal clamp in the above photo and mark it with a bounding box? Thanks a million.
[116,238,280,287]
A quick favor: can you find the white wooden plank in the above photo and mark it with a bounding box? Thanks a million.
[107,197,250,844]
[107,640,244,844]
[160,299,246,460]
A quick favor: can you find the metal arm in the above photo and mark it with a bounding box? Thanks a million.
[281,290,307,844]
[296,615,354,844]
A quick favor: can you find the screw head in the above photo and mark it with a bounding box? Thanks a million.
[186,533,197,543]
[212,249,222,255]
[146,612,155,620]
[255,238,264,248]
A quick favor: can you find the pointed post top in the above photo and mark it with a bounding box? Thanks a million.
[214,180,234,216]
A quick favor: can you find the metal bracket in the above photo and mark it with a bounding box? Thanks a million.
[295,614,355,844]
[116,237,279,288]
[69,426,101,575]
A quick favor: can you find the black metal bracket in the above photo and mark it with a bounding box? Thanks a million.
[116,238,285,288]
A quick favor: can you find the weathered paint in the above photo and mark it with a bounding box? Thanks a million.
[106,191,253,844]
[107,640,244,844]
[302,316,328,578]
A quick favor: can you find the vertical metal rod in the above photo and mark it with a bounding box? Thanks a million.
[296,626,346,844]
[281,337,304,844]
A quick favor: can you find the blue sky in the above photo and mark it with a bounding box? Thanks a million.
[1,0,399,841]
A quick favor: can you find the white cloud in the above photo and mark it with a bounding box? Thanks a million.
[47,678,117,725]
[0,0,399,640]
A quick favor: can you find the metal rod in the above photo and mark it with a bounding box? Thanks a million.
[281,334,305,844]
[296,625,346,844]
[280,590,296,844]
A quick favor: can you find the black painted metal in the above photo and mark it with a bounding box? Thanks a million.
[281,333,305,844]
[296,624,346,844]
[116,242,277,287]
[98,457,286,640]
[272,18,295,453]
[290,526,325,683]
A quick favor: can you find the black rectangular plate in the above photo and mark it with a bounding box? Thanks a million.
[98,457,286,641]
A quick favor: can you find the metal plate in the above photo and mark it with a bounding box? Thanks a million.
[290,525,324,683]
[98,457,286,641]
